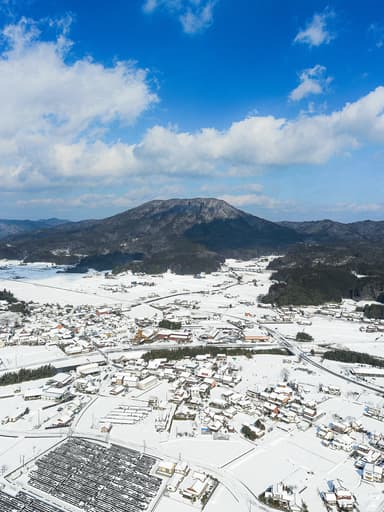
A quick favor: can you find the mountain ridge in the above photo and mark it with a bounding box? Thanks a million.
[0,198,301,273]
[279,219,384,243]
[2,199,384,275]
[0,218,68,240]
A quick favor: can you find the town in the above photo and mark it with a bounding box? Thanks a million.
[0,257,383,512]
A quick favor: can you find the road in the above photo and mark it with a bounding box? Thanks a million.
[266,327,384,395]
[0,341,280,374]
[0,274,239,307]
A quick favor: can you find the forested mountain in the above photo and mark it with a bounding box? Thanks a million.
[0,198,301,274]
[0,218,67,240]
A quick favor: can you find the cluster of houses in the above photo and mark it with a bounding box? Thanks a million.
[108,353,243,435]
[245,381,322,428]
[317,420,363,452]
[23,371,73,403]
[0,302,138,351]
[0,291,276,358]
[156,459,216,505]
[262,481,306,512]
[321,480,356,510]
[106,353,330,439]
[317,416,384,485]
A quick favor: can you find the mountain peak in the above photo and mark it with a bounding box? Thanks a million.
[116,197,244,223]
[0,197,301,273]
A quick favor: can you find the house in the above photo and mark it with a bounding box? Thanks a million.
[42,387,67,401]
[137,375,158,390]
[363,463,383,482]
[243,327,270,342]
[175,461,189,476]
[330,421,350,434]
[323,492,337,507]
[24,388,42,400]
[181,472,209,501]
[156,460,176,477]
[110,385,125,395]
[77,363,101,376]
[264,482,301,512]
[50,373,72,387]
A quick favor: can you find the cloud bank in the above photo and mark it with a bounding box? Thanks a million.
[46,86,384,184]
[1,17,384,198]
[0,17,157,188]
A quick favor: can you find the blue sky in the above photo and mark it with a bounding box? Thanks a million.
[1,0,384,221]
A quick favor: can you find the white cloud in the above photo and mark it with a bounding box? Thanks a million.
[369,23,384,49]
[330,202,384,213]
[289,64,332,101]
[243,183,264,193]
[219,194,290,210]
[1,18,384,192]
[143,0,218,34]
[16,183,185,211]
[0,16,157,188]
[294,10,334,47]
[5,85,384,189]
[142,0,159,13]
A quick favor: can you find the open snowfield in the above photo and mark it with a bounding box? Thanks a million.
[0,259,241,306]
[275,313,384,355]
[0,436,61,476]
[0,345,63,371]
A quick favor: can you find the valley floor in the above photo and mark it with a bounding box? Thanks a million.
[0,258,383,512]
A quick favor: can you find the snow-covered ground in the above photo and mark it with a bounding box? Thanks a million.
[0,259,242,306]
[0,257,383,512]
[0,345,64,370]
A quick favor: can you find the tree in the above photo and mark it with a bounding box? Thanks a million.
[158,319,182,330]
[363,304,384,319]
[296,331,313,342]
[241,425,257,441]
[280,368,290,382]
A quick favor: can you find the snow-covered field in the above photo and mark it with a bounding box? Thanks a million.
[0,345,64,370]
[0,259,247,306]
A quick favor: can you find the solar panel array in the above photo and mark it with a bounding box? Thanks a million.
[0,489,65,512]
[28,438,162,512]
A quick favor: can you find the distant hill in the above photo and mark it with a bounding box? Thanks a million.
[0,218,68,240]
[262,241,384,306]
[0,198,301,273]
[279,219,384,244]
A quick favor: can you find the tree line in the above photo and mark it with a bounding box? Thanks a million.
[0,365,56,386]
[142,346,289,362]
[323,349,384,368]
